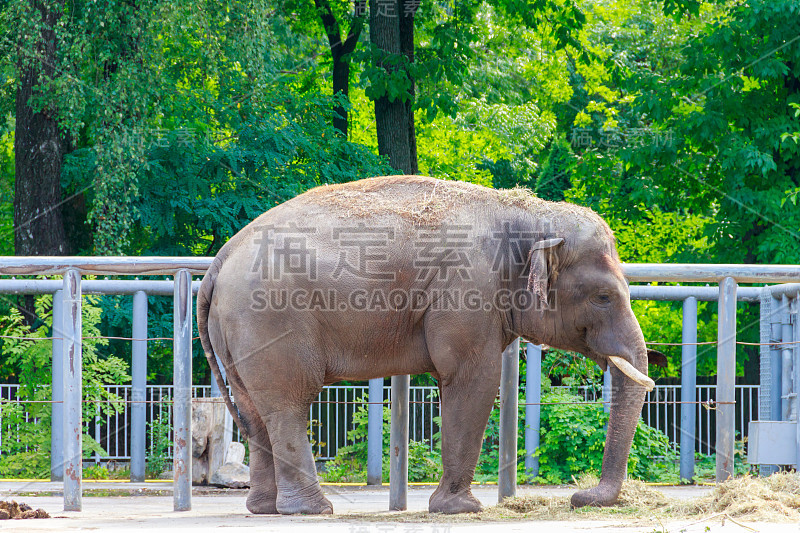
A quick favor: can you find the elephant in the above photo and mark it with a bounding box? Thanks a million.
[196,175,659,515]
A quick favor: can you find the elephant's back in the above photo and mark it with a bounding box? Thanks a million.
[295,175,497,226]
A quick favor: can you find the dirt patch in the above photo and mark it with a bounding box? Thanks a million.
[0,500,50,519]
[332,473,800,524]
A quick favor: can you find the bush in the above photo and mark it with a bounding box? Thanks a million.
[146,410,172,478]
[321,398,441,483]
[0,293,128,478]
[535,388,679,484]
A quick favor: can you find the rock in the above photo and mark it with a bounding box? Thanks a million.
[210,461,250,489]
[225,442,246,464]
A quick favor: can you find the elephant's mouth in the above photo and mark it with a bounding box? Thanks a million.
[606,356,655,391]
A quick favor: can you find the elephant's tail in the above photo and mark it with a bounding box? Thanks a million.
[197,254,250,440]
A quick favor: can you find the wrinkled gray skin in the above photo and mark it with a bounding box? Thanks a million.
[197,175,653,515]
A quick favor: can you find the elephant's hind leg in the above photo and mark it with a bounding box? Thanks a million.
[246,425,278,514]
[251,396,333,515]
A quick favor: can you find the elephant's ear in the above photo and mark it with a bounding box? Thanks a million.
[527,237,565,309]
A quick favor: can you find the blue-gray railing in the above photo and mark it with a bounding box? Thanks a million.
[0,258,799,512]
[0,382,762,461]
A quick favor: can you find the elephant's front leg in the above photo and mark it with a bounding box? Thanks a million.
[429,352,502,514]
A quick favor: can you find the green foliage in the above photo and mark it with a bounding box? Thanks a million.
[542,348,603,390]
[0,293,127,477]
[84,464,111,480]
[536,137,574,201]
[321,397,442,483]
[146,409,173,478]
[535,388,678,484]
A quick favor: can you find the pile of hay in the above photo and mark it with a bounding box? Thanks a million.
[668,472,800,521]
[0,501,50,520]
[336,473,800,524]
[494,473,800,522]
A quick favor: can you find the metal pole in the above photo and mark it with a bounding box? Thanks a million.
[367,377,383,485]
[781,294,793,421]
[793,293,800,471]
[770,295,783,422]
[209,353,234,454]
[680,297,697,482]
[524,343,542,481]
[498,338,520,501]
[62,270,82,511]
[51,289,63,482]
[389,374,409,510]
[131,291,148,482]
[173,270,193,511]
[715,277,737,483]
[209,354,223,397]
[603,369,612,414]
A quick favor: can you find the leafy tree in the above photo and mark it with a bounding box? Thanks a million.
[536,137,574,201]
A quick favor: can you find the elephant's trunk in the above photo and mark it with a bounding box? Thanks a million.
[570,354,648,508]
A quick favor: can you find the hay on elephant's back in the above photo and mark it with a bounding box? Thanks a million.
[309,176,490,224]
[305,176,605,232]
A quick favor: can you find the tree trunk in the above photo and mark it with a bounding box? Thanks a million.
[332,51,350,136]
[399,0,418,173]
[315,0,366,137]
[14,0,68,323]
[369,0,416,174]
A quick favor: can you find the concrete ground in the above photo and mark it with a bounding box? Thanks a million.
[0,481,794,533]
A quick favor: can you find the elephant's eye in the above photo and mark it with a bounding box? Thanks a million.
[592,293,611,307]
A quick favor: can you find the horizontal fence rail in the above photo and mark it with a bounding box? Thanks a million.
[0,382,760,462]
[3,257,800,282]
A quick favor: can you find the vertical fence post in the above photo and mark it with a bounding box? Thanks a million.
[602,369,612,414]
[716,276,737,483]
[51,289,64,482]
[209,354,226,397]
[62,269,82,511]
[680,296,697,482]
[208,353,233,453]
[759,292,781,476]
[524,343,541,481]
[173,270,193,511]
[770,295,783,423]
[498,338,520,501]
[389,374,409,510]
[781,294,793,421]
[793,293,800,471]
[131,290,148,482]
[367,377,383,485]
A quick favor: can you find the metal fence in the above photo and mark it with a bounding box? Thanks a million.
[0,382,759,462]
[2,258,799,512]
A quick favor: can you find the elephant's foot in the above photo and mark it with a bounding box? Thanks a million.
[246,487,278,514]
[570,486,620,508]
[276,483,333,515]
[429,486,482,514]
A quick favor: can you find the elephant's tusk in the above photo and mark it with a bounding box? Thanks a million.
[607,356,655,392]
